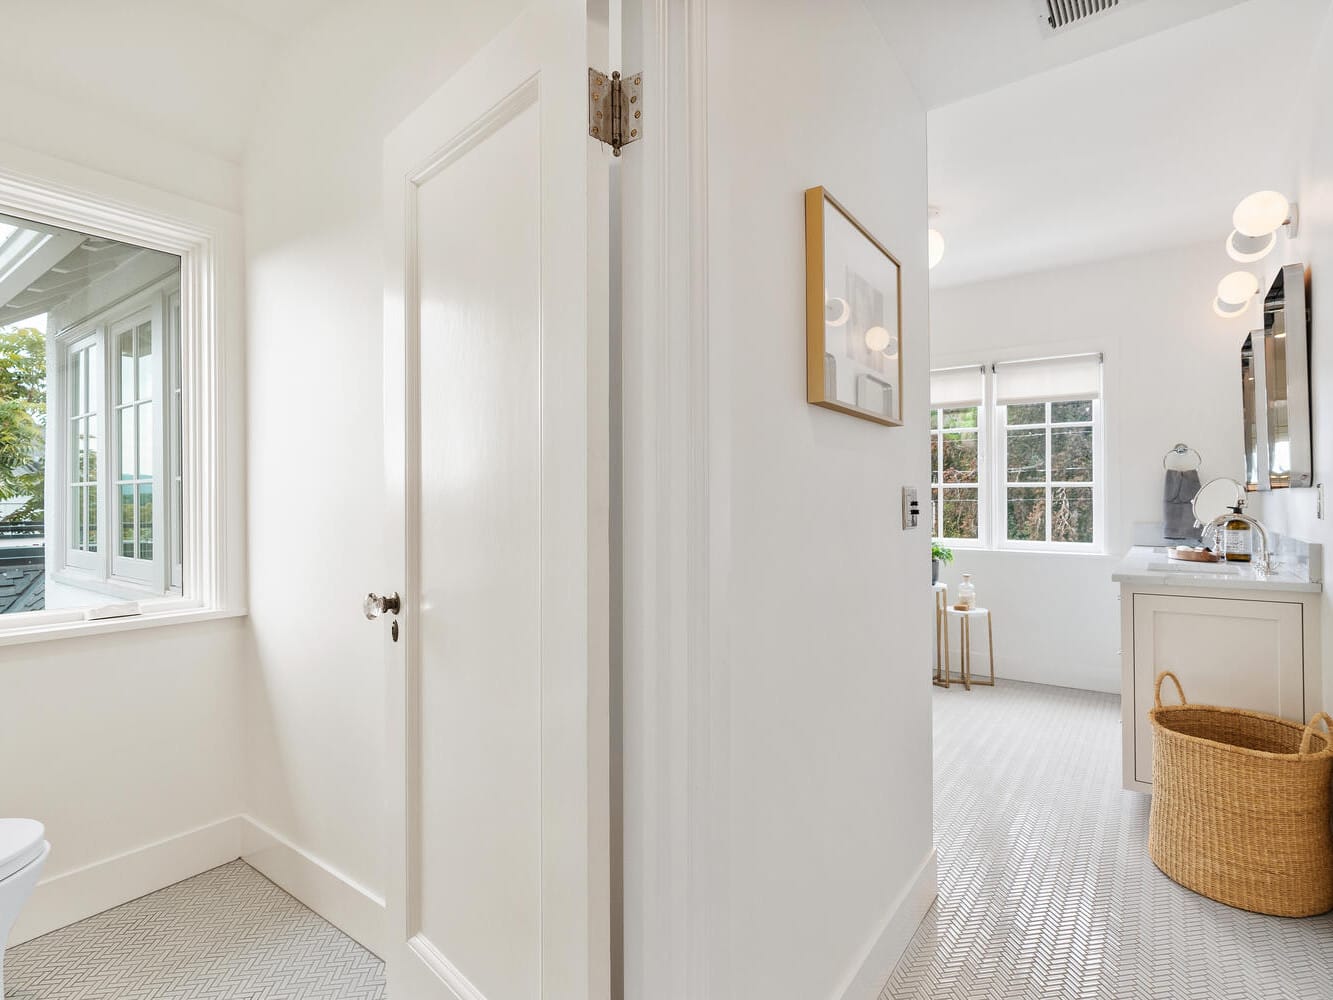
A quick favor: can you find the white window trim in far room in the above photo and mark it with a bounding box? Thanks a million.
[930,351,1107,556]
[0,144,245,645]
[929,399,987,549]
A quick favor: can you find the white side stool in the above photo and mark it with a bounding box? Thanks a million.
[943,607,995,690]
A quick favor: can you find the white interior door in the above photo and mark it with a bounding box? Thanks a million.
[381,3,609,998]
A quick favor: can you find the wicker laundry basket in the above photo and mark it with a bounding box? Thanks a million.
[1148,671,1333,917]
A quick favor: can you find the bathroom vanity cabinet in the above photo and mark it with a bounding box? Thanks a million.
[1112,547,1322,794]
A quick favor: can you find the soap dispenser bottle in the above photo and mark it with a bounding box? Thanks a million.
[1224,506,1252,563]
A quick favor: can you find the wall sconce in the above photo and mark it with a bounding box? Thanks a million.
[928,205,945,270]
[1226,190,1299,263]
[1213,269,1259,318]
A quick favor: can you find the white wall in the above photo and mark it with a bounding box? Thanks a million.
[931,240,1254,693]
[241,0,527,936]
[0,118,247,942]
[705,1,935,996]
[1,621,247,941]
[1251,1,1333,714]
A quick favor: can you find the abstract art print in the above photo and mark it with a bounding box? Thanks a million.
[805,186,903,425]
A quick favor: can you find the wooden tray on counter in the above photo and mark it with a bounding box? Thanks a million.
[1167,547,1220,564]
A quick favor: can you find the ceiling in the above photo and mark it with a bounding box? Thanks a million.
[0,0,341,163]
[868,0,1254,111]
[921,0,1333,288]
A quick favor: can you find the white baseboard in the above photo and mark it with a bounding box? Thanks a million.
[834,848,938,1000]
[11,815,249,946]
[8,814,386,961]
[239,815,386,958]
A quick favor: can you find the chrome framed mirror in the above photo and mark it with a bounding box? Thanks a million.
[1242,263,1311,490]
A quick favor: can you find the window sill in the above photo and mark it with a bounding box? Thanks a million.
[0,604,247,648]
[990,546,1107,558]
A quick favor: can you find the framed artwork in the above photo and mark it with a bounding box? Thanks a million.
[804,186,903,426]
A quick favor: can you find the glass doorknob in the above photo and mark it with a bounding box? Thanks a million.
[364,592,401,620]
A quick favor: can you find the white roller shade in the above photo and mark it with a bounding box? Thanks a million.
[930,365,984,408]
[994,353,1101,406]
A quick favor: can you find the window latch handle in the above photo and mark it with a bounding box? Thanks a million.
[363,591,401,620]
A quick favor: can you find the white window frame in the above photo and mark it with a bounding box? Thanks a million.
[929,402,987,548]
[0,149,245,644]
[994,397,1103,553]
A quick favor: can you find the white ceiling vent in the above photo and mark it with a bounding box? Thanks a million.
[1040,0,1121,33]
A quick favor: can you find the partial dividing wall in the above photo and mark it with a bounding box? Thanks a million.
[704,0,936,995]
[1252,1,1333,714]
[930,240,1254,693]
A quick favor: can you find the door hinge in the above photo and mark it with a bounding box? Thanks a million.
[588,68,642,156]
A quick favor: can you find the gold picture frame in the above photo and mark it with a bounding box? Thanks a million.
[804,186,904,426]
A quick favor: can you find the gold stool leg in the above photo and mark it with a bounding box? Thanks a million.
[934,595,950,689]
[963,616,973,691]
[987,610,996,686]
[970,610,995,687]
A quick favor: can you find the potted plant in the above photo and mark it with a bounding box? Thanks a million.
[932,542,954,585]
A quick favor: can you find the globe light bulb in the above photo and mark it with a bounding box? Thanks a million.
[1232,191,1290,238]
[1216,270,1259,305]
[865,325,892,352]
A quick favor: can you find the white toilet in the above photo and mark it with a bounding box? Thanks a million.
[0,819,49,997]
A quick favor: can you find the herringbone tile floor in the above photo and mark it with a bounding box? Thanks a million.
[4,860,385,999]
[882,680,1333,1000]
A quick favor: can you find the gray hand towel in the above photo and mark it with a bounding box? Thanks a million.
[1164,468,1202,540]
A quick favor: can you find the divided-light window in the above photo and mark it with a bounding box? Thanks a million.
[1002,400,1095,546]
[0,212,183,616]
[929,355,1103,553]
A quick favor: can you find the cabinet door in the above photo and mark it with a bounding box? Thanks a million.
[1132,594,1304,785]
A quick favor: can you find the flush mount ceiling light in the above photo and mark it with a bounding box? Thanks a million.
[927,205,945,270]
[865,325,892,352]
[1217,270,1260,305]
[928,229,945,270]
[1232,190,1299,240]
[1226,229,1276,263]
[1213,297,1248,319]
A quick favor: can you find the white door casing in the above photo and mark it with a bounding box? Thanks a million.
[382,2,609,998]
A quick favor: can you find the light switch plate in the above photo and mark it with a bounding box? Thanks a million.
[902,486,920,529]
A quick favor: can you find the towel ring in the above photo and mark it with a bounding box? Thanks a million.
[1163,443,1202,471]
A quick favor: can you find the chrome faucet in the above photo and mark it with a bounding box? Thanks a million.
[1200,510,1274,576]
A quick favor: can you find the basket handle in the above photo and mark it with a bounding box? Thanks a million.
[1300,713,1333,755]
[1154,671,1187,709]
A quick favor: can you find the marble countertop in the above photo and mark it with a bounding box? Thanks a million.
[1111,545,1323,593]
